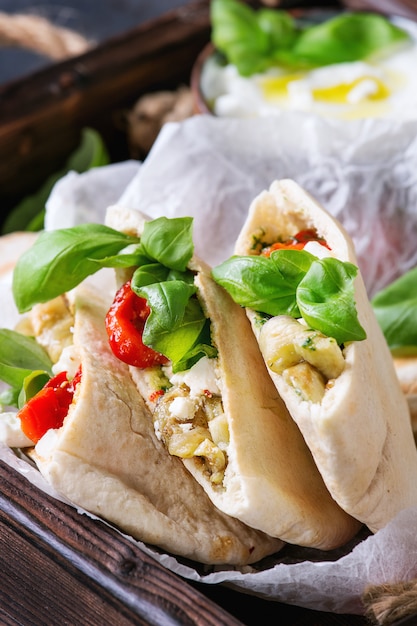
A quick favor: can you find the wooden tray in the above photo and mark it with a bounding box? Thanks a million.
[0,2,412,624]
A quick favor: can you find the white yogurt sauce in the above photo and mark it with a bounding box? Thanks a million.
[201,16,417,121]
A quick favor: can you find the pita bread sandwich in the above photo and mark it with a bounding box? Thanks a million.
[212,178,417,533]
[1,235,282,565]
[4,208,360,553]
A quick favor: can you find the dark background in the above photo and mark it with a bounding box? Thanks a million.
[0,1,195,83]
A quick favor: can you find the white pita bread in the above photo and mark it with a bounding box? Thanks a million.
[233,179,417,533]
[0,232,38,329]
[31,284,283,565]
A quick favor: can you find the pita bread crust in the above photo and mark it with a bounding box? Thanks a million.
[106,205,360,550]
[190,270,360,549]
[393,357,417,438]
[235,179,417,532]
[394,357,417,396]
[33,284,282,565]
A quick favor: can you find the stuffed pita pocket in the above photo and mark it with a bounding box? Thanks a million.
[0,238,282,565]
[7,208,359,551]
[212,179,417,533]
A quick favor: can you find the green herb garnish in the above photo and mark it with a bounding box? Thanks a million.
[372,266,417,355]
[12,224,141,313]
[0,329,53,408]
[10,216,216,373]
[211,0,410,76]
[212,249,366,344]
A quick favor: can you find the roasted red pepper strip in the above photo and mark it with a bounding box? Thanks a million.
[262,228,330,256]
[105,280,168,368]
[18,367,82,444]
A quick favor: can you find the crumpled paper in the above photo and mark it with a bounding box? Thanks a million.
[7,112,417,615]
[121,114,417,298]
[45,114,417,299]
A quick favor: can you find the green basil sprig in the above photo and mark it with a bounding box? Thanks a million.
[290,12,410,67]
[10,216,215,374]
[212,249,366,344]
[297,255,366,343]
[135,281,216,372]
[211,0,410,76]
[211,0,298,76]
[0,329,53,408]
[13,224,141,313]
[372,266,417,355]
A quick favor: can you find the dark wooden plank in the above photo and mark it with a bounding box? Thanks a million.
[0,459,245,626]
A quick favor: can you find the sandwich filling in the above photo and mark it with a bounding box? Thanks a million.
[138,356,229,486]
[257,229,344,404]
[212,224,367,406]
[22,282,230,486]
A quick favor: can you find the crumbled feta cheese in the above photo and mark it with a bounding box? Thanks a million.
[0,412,34,448]
[303,241,333,259]
[178,422,193,432]
[169,396,197,421]
[52,344,80,377]
[169,356,220,397]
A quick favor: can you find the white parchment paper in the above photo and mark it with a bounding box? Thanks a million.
[6,112,417,615]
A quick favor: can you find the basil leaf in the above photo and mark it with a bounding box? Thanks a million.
[372,266,417,354]
[91,244,151,270]
[12,224,140,313]
[258,8,298,51]
[297,258,366,343]
[0,387,19,408]
[210,0,410,76]
[0,329,53,386]
[139,217,194,272]
[292,12,410,67]
[18,370,51,408]
[135,280,197,326]
[211,250,314,316]
[132,263,196,290]
[137,282,208,372]
[211,0,298,76]
[174,320,218,372]
[132,263,170,288]
[211,0,272,76]
[167,268,196,284]
[0,329,53,407]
